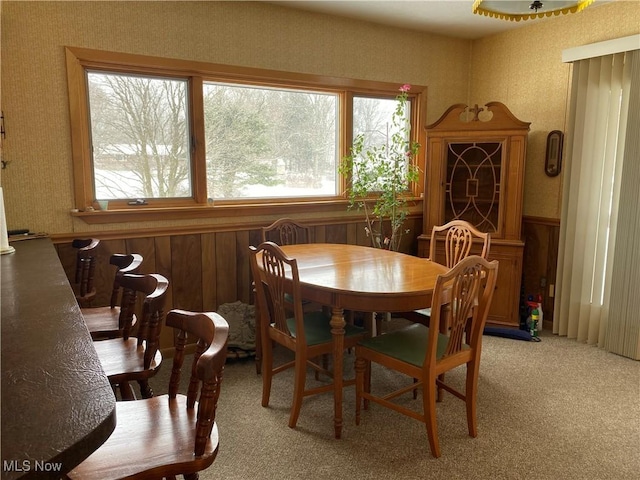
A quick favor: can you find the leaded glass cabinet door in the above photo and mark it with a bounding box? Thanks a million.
[419,102,530,327]
[444,140,504,235]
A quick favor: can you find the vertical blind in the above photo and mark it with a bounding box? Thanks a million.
[603,50,640,359]
[554,48,638,356]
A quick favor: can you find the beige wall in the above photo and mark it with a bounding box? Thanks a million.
[0,1,469,235]
[470,0,640,218]
[1,1,638,235]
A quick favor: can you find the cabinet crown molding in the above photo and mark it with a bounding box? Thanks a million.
[426,102,531,132]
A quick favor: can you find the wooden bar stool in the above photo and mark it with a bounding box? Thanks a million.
[66,309,229,480]
[82,253,144,340]
[71,238,100,307]
[93,272,168,400]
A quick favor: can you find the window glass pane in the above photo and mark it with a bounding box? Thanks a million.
[87,71,191,200]
[352,96,412,191]
[203,82,338,199]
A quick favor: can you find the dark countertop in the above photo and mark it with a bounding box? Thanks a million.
[1,237,116,479]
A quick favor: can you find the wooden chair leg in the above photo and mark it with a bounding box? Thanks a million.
[437,373,445,402]
[261,341,274,407]
[254,301,262,375]
[423,373,441,458]
[138,379,153,399]
[466,360,480,438]
[375,312,383,336]
[355,356,366,425]
[288,356,307,428]
[362,312,376,336]
[119,381,136,401]
[314,354,329,380]
[364,359,371,410]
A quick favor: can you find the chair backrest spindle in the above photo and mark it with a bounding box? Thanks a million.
[72,238,100,303]
[165,309,229,457]
[426,255,499,367]
[429,220,491,267]
[109,253,143,309]
[118,273,169,367]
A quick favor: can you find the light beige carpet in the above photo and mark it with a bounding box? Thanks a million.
[150,324,640,480]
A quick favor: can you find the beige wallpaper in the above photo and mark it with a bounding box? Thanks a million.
[1,1,638,235]
[0,0,470,234]
[470,0,640,218]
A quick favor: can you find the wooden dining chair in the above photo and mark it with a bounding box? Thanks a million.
[401,219,491,326]
[355,255,499,458]
[261,217,311,245]
[250,241,367,429]
[81,253,144,340]
[261,217,319,313]
[66,309,229,480]
[71,238,100,307]
[93,272,168,400]
[256,218,320,374]
[263,218,363,363]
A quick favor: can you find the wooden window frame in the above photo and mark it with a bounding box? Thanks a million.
[65,46,427,224]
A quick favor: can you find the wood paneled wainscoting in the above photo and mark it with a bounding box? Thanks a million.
[53,217,422,352]
[522,216,560,330]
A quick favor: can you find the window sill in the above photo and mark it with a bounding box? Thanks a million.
[70,200,354,224]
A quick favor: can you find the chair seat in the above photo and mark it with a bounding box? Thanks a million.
[286,310,366,346]
[81,307,137,340]
[66,394,219,480]
[93,338,162,384]
[357,323,468,367]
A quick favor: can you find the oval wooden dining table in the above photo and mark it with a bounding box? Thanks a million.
[256,243,448,439]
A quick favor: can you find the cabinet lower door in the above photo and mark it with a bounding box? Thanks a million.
[417,236,523,328]
[486,244,523,328]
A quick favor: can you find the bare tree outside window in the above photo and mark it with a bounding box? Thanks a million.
[86,70,414,204]
[87,72,191,200]
[203,83,338,199]
[67,48,426,212]
[352,96,413,191]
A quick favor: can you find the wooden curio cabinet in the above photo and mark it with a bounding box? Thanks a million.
[418,102,530,327]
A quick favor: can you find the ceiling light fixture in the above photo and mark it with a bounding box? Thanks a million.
[472,0,595,21]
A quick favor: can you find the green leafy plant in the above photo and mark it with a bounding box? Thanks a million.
[340,84,420,251]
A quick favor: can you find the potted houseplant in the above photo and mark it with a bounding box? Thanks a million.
[340,84,420,252]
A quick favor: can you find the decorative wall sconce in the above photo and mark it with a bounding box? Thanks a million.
[545,130,564,177]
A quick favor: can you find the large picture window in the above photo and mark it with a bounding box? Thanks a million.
[66,47,426,220]
[203,83,338,199]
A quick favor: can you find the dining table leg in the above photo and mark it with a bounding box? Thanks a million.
[330,305,346,439]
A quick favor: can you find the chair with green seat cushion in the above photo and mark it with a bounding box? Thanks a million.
[258,218,330,377]
[400,219,491,326]
[250,241,367,429]
[355,255,499,458]
[261,218,319,311]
